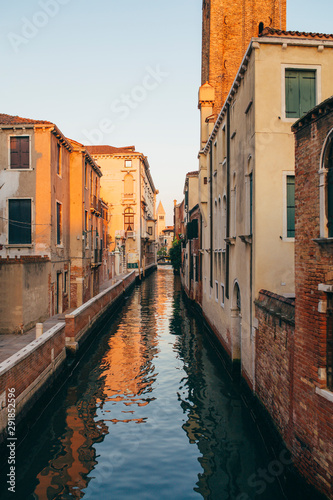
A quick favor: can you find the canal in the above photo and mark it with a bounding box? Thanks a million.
[0,268,323,499]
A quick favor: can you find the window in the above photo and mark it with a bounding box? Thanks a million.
[215,281,219,302]
[124,173,134,195]
[285,69,316,119]
[64,271,68,295]
[221,284,225,307]
[148,226,153,235]
[56,143,61,176]
[326,142,333,237]
[8,199,32,244]
[84,162,88,188]
[249,172,253,235]
[159,215,164,220]
[286,176,295,238]
[10,136,30,169]
[124,207,134,231]
[56,202,62,245]
[125,160,132,168]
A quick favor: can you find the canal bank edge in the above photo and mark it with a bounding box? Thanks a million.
[0,270,138,445]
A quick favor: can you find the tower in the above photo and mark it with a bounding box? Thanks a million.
[199,0,287,134]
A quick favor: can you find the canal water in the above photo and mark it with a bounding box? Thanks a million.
[0,268,322,499]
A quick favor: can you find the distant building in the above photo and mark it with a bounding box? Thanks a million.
[86,145,158,273]
[156,201,166,237]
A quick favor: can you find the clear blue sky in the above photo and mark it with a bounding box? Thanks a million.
[1,0,332,224]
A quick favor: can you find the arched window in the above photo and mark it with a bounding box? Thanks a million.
[326,141,333,237]
[258,22,264,35]
[320,131,333,238]
[124,207,134,231]
[124,174,134,196]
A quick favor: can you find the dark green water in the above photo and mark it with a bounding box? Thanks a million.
[0,269,323,499]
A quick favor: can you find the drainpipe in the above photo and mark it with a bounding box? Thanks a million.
[210,144,213,289]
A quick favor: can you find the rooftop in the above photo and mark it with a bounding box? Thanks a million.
[85,145,136,155]
[259,27,333,41]
[0,113,53,126]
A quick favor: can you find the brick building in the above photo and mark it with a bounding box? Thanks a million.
[200,0,286,123]
[291,97,333,498]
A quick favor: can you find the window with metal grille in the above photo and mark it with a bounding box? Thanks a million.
[10,136,30,169]
[285,69,316,119]
[56,202,62,245]
[287,176,295,237]
[8,199,32,244]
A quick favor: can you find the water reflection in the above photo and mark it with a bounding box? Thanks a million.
[0,270,321,499]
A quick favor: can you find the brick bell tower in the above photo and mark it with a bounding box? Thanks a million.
[199,0,286,143]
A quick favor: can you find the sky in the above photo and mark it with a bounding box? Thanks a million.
[1,0,332,225]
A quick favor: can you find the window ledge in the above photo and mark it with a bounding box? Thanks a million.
[315,387,333,403]
[6,168,33,171]
[313,237,333,246]
[5,244,33,248]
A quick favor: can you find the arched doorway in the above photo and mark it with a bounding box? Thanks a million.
[231,282,242,372]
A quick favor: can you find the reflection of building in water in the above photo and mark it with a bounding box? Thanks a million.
[173,288,262,500]
[34,389,108,499]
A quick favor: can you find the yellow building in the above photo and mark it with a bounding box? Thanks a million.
[68,139,108,307]
[197,30,333,387]
[86,145,158,273]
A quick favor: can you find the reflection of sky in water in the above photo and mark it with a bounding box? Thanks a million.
[1,270,321,500]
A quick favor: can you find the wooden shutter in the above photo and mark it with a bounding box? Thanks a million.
[8,199,32,244]
[299,71,316,116]
[285,70,298,118]
[10,136,29,169]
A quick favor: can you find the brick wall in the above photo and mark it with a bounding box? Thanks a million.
[255,290,295,444]
[65,271,136,346]
[292,103,333,499]
[0,322,66,443]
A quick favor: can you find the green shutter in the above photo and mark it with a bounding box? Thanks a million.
[285,70,316,118]
[287,176,295,237]
[285,71,299,118]
[299,71,316,116]
[8,199,31,244]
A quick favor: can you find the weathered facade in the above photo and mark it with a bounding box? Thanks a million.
[86,145,157,273]
[68,139,107,308]
[0,114,72,332]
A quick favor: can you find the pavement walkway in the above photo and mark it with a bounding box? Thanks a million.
[0,272,132,365]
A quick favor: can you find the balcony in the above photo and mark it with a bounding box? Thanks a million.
[121,193,136,204]
[91,248,102,267]
[90,195,101,216]
[126,231,136,239]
